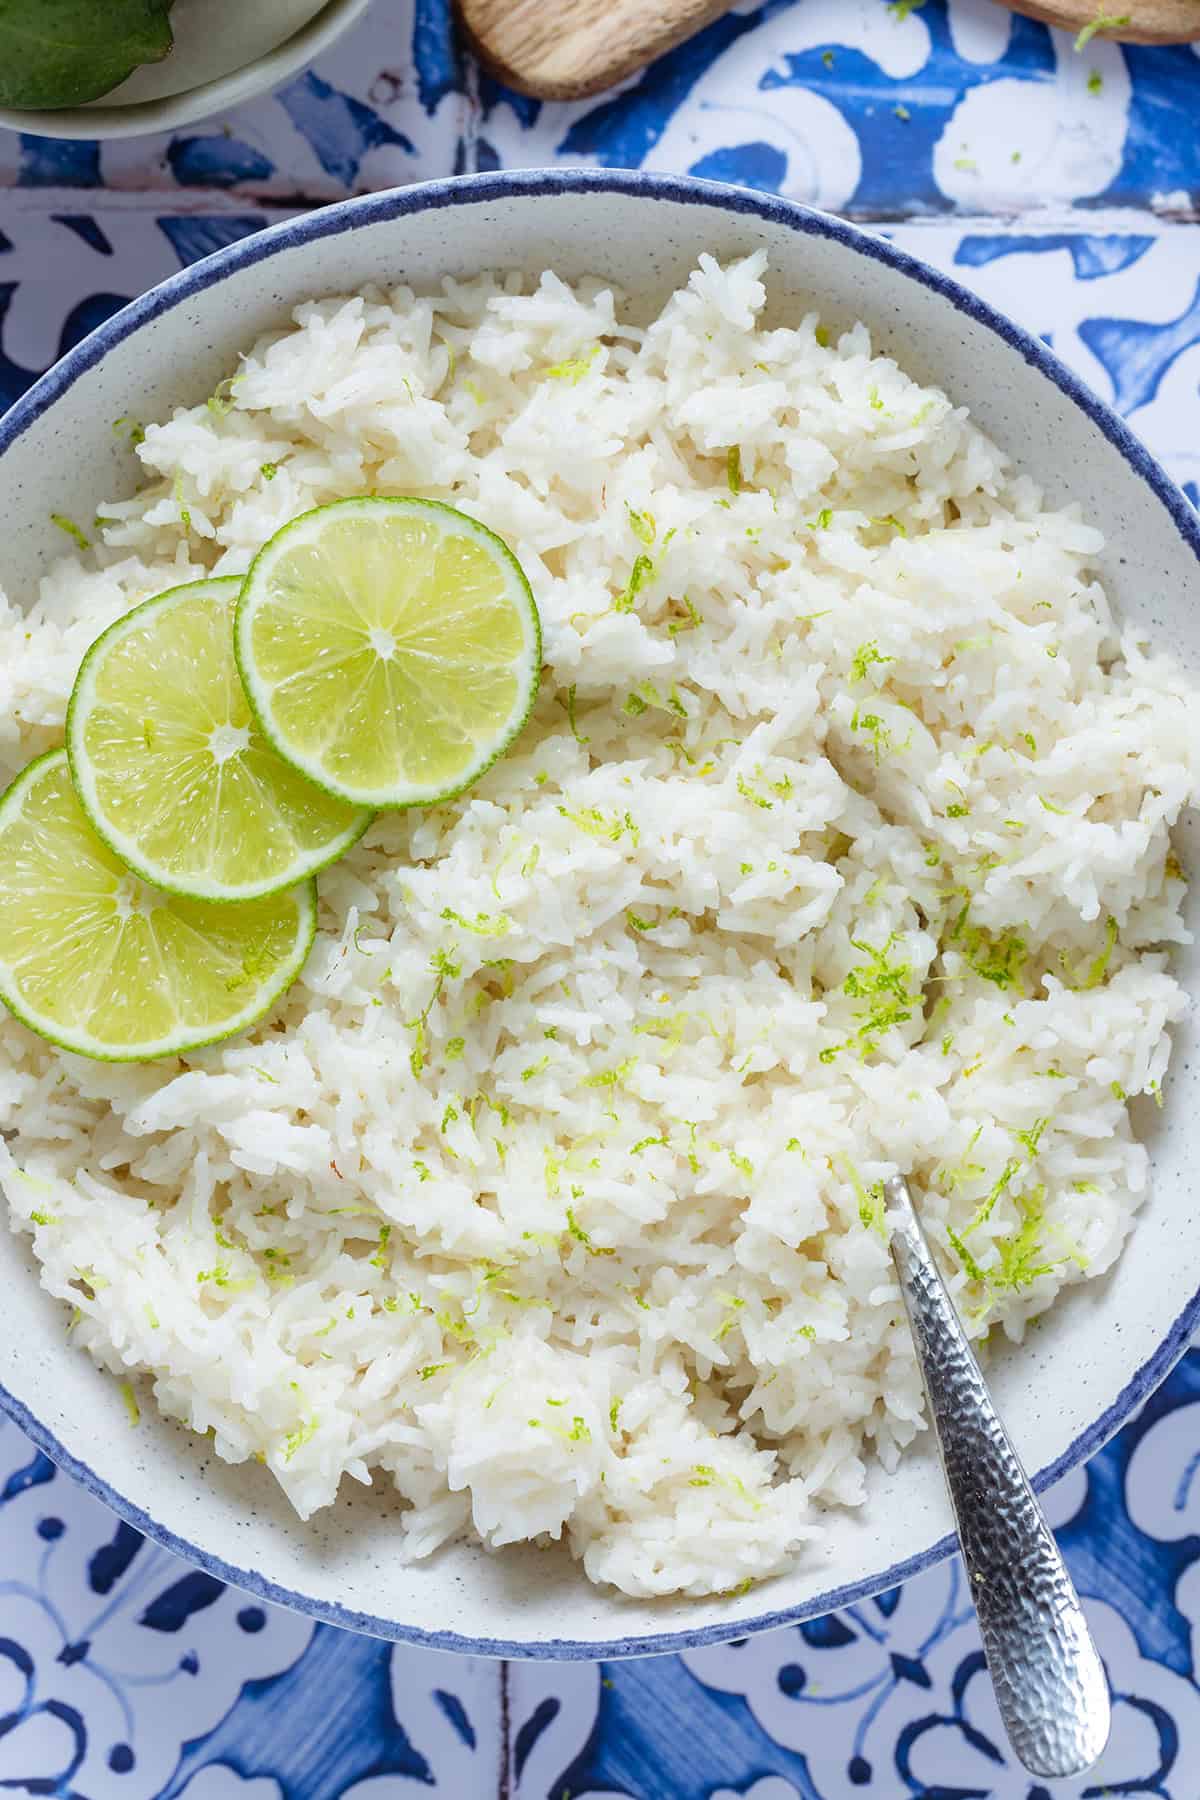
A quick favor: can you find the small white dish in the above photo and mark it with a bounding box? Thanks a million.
[0,0,370,141]
[0,170,1197,1658]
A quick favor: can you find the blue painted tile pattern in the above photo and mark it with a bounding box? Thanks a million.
[2,0,1200,1793]
[0,1,1193,213]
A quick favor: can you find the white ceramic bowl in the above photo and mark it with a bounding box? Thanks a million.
[1,170,1198,1658]
[0,0,369,140]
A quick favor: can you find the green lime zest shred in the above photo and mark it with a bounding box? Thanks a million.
[565,1205,614,1256]
[667,597,702,637]
[614,551,655,614]
[960,923,1027,992]
[404,949,462,1077]
[583,1059,635,1090]
[440,906,511,938]
[1082,916,1119,990]
[947,1226,986,1283]
[632,1133,668,1153]
[626,504,656,545]
[850,704,894,763]
[283,1416,317,1460]
[962,1159,1021,1238]
[50,513,90,551]
[737,772,772,810]
[1014,1117,1049,1159]
[843,933,918,1054]
[850,640,893,684]
[714,1293,746,1340]
[206,374,243,417]
[1075,10,1131,51]
[558,804,639,845]
[991,1188,1063,1291]
[841,1157,887,1238]
[544,343,600,385]
[562,683,589,746]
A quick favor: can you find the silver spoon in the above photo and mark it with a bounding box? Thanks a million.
[884,1173,1112,1779]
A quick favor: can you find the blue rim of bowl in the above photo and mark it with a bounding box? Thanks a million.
[1,166,1199,1659]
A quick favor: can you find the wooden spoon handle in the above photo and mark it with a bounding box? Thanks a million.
[458,0,740,101]
[1000,0,1200,43]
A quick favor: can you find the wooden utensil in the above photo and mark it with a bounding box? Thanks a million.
[458,0,1200,103]
[458,0,739,101]
[1004,1,1200,42]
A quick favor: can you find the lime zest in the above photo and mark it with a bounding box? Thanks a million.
[614,552,655,615]
[50,513,90,551]
[850,640,893,684]
[544,344,599,384]
[1081,916,1119,990]
[626,505,656,545]
[1075,9,1131,51]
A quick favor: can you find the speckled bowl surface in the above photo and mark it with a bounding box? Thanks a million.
[0,169,1197,1658]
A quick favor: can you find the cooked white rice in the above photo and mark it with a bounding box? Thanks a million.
[1,252,1196,1599]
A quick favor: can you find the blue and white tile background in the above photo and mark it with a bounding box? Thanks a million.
[2,2,1200,1794]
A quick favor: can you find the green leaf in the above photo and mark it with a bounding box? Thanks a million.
[0,0,174,109]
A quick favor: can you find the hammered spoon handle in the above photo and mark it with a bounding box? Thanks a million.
[884,1173,1111,1779]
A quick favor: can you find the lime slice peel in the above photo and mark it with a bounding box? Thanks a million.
[0,750,315,1062]
[235,497,542,809]
[67,576,371,903]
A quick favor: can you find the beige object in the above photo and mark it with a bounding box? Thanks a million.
[1001,0,1200,42]
[459,0,1200,102]
[459,0,740,100]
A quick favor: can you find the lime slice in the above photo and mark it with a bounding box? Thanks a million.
[67,577,370,902]
[235,498,542,808]
[0,751,315,1062]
